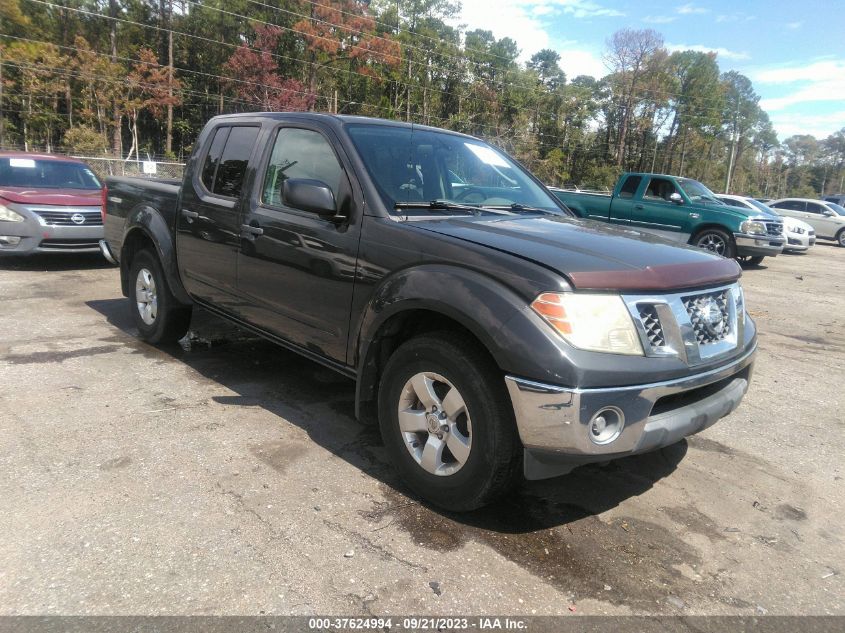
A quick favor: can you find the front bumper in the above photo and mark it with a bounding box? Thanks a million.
[784,232,814,252]
[0,208,103,255]
[505,345,755,480]
[734,233,784,257]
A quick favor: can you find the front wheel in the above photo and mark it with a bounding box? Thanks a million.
[693,228,736,259]
[128,249,192,344]
[837,229,845,247]
[377,332,522,511]
[738,255,765,266]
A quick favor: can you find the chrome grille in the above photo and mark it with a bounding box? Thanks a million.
[638,304,666,348]
[764,221,783,236]
[682,290,731,345]
[35,210,102,226]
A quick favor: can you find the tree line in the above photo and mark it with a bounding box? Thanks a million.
[1,0,842,198]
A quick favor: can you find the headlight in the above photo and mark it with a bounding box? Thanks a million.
[0,204,24,222]
[792,226,805,235]
[531,292,643,355]
[740,220,767,235]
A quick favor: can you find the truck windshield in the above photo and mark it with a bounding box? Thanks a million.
[347,124,564,216]
[677,177,722,204]
[0,157,101,190]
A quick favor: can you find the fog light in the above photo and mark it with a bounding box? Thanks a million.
[0,236,21,247]
[588,407,624,445]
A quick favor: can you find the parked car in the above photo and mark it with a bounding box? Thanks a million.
[823,194,845,206]
[103,113,756,511]
[551,173,785,263]
[767,198,845,247]
[0,152,104,255]
[716,194,815,255]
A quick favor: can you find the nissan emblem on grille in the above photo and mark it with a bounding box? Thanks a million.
[71,213,86,225]
[684,291,731,345]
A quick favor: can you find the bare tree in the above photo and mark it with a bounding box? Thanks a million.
[604,28,664,167]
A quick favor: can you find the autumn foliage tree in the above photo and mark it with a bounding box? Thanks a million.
[222,24,313,112]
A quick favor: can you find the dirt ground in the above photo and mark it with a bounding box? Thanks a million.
[0,242,842,616]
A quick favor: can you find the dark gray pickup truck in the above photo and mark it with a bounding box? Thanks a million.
[102,113,756,511]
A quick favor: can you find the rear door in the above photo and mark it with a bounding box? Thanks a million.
[771,199,808,227]
[236,123,361,363]
[176,124,260,309]
[607,175,642,225]
[627,176,691,242]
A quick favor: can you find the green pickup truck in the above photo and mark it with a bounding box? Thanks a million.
[551,173,785,264]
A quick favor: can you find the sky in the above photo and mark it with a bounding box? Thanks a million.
[455,0,845,140]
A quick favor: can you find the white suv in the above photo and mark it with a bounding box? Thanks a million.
[717,195,815,253]
[768,198,845,247]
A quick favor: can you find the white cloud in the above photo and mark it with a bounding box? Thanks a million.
[666,43,751,61]
[715,12,755,23]
[785,21,803,29]
[756,60,845,111]
[676,3,709,14]
[768,111,845,139]
[456,0,619,66]
[643,15,678,24]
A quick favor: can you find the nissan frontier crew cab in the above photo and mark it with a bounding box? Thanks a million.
[102,113,757,511]
[552,173,785,265]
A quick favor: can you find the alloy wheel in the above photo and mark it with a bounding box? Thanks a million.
[697,232,726,255]
[135,267,158,325]
[397,372,472,476]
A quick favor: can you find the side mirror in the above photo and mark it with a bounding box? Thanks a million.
[821,209,834,216]
[282,178,342,220]
[669,192,684,205]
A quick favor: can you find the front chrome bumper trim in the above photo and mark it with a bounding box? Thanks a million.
[505,344,756,472]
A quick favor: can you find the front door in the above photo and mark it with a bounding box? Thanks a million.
[805,201,840,238]
[176,125,260,309]
[628,176,692,243]
[236,125,361,363]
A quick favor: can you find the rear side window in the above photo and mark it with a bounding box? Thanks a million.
[201,127,229,191]
[618,176,641,199]
[200,125,259,198]
[214,127,260,198]
[806,202,826,214]
[773,200,805,211]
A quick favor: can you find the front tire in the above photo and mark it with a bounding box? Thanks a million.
[128,249,192,344]
[377,332,522,511]
[837,228,845,247]
[693,227,736,259]
[738,255,765,266]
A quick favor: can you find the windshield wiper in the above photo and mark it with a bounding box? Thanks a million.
[394,200,481,215]
[482,203,558,215]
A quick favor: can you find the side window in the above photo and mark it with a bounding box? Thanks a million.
[262,128,344,208]
[806,202,826,214]
[618,176,641,199]
[201,127,229,192]
[213,126,260,198]
[776,200,806,211]
[643,177,677,202]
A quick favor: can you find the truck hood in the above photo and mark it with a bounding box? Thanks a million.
[0,187,102,207]
[413,215,741,292]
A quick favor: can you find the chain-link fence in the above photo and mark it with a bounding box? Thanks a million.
[70,156,186,181]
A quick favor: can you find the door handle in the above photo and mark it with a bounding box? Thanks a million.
[241,224,263,236]
[181,209,199,219]
[634,204,644,210]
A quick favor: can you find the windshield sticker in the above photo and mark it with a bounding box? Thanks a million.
[9,158,36,168]
[464,143,510,168]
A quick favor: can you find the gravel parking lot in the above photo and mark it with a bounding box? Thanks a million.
[0,245,843,616]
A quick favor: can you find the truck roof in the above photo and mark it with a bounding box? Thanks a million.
[205,111,483,142]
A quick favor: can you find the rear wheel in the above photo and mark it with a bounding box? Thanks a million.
[693,227,736,259]
[128,249,192,344]
[377,332,522,511]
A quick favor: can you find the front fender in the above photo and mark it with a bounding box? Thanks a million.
[353,263,579,417]
[120,204,191,305]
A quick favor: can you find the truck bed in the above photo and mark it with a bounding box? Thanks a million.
[104,176,181,259]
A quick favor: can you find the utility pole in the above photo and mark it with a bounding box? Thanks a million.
[724,107,738,194]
